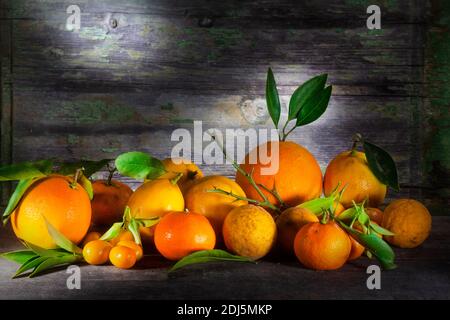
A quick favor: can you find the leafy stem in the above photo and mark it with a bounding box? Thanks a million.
[207,187,280,212]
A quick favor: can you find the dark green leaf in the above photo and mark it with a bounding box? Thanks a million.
[0,160,51,181]
[265,68,281,128]
[29,255,80,278]
[100,222,123,241]
[296,86,332,126]
[363,141,400,191]
[3,177,43,224]
[370,222,395,236]
[32,160,54,175]
[340,222,396,270]
[14,256,47,278]
[0,250,37,264]
[169,249,254,273]
[57,159,111,178]
[44,218,82,254]
[25,243,66,257]
[115,152,165,180]
[288,74,327,120]
[78,174,93,199]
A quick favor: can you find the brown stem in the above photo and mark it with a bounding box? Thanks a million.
[106,164,116,186]
[351,133,363,153]
[70,168,84,188]
[208,188,281,212]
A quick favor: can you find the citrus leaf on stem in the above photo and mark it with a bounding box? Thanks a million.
[100,222,123,241]
[0,250,37,264]
[25,243,66,258]
[339,222,396,270]
[57,159,111,178]
[78,174,93,200]
[0,160,52,181]
[2,177,43,224]
[169,249,255,273]
[29,255,80,278]
[297,195,335,216]
[296,85,332,127]
[14,256,47,278]
[44,219,82,254]
[363,141,399,191]
[288,74,328,121]
[266,68,281,128]
[128,218,142,245]
[370,221,395,236]
[336,207,357,221]
[136,217,160,228]
[115,152,165,180]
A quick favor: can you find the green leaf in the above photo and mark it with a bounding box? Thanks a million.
[115,152,165,180]
[363,141,400,191]
[2,177,43,224]
[14,256,48,278]
[0,160,52,181]
[336,208,357,221]
[57,159,111,178]
[169,249,255,273]
[100,222,123,241]
[339,222,396,270]
[265,68,281,128]
[136,217,160,228]
[288,74,328,120]
[78,174,93,199]
[370,222,395,236]
[128,218,142,245]
[0,250,37,264]
[25,243,66,257]
[29,255,80,278]
[44,219,82,254]
[296,85,332,127]
[357,211,370,226]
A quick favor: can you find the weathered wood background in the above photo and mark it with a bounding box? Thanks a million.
[0,0,449,214]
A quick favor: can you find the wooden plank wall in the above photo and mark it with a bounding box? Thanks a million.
[0,0,448,213]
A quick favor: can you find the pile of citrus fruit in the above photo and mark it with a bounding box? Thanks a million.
[0,69,432,276]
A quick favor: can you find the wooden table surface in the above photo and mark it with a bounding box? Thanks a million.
[0,217,449,300]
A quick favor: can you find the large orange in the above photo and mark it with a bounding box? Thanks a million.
[159,158,203,194]
[236,141,322,207]
[323,150,387,208]
[294,221,351,270]
[154,211,216,260]
[11,175,91,249]
[184,175,247,236]
[91,179,133,226]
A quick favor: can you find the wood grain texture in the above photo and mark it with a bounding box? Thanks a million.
[0,0,448,213]
[0,217,449,299]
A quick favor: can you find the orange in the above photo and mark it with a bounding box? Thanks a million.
[323,150,386,208]
[366,207,384,224]
[82,240,112,265]
[91,180,133,226]
[276,207,319,255]
[11,175,91,249]
[222,205,277,260]
[236,141,322,207]
[159,158,203,193]
[127,178,184,219]
[294,221,351,270]
[82,231,101,247]
[347,235,365,261]
[333,202,346,216]
[109,230,134,246]
[184,175,247,236]
[109,246,136,269]
[381,199,432,248]
[117,240,143,261]
[154,211,216,261]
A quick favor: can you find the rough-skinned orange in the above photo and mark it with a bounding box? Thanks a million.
[159,158,203,193]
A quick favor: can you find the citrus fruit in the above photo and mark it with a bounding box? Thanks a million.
[333,202,346,216]
[184,175,247,235]
[159,158,203,193]
[236,141,322,207]
[109,230,134,246]
[82,231,101,247]
[91,179,133,226]
[222,205,277,260]
[294,221,351,270]
[11,175,91,249]
[82,240,112,265]
[109,245,137,269]
[381,199,432,248]
[323,150,387,208]
[127,178,184,219]
[154,211,216,261]
[117,240,143,261]
[276,207,319,255]
[366,207,384,225]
